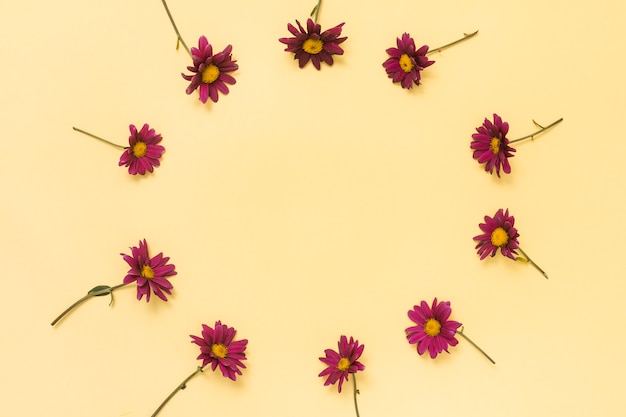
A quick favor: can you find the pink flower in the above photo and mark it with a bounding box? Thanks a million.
[473,208,520,260]
[318,335,365,393]
[182,36,238,103]
[279,18,347,70]
[118,124,165,175]
[471,114,516,177]
[406,298,462,359]
[190,321,248,380]
[383,33,435,89]
[121,239,176,302]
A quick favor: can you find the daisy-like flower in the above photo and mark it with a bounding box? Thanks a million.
[121,239,177,302]
[473,208,519,260]
[471,114,564,176]
[474,209,549,278]
[190,321,248,381]
[319,335,365,393]
[150,321,248,417]
[182,36,238,103]
[383,33,435,89]
[406,298,462,359]
[118,124,165,175]
[279,18,347,70]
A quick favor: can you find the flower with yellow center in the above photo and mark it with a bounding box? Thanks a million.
[201,64,220,84]
[406,298,462,359]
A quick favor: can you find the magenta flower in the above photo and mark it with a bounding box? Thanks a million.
[182,36,238,103]
[279,18,347,70]
[190,321,248,380]
[118,124,165,175]
[473,208,519,260]
[383,33,435,89]
[406,298,462,359]
[471,114,516,177]
[121,239,177,302]
[319,335,365,393]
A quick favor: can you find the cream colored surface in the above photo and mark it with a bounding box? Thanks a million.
[1,0,624,416]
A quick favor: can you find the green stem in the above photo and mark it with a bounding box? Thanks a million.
[311,0,322,23]
[160,0,191,56]
[456,327,496,364]
[151,366,204,417]
[517,247,549,279]
[352,374,361,417]
[50,283,127,326]
[427,30,479,55]
[509,118,563,144]
[72,127,127,150]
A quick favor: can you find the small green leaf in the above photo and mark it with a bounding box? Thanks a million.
[310,5,318,17]
[88,285,112,297]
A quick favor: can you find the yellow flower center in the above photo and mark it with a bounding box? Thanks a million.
[141,265,155,279]
[424,318,441,336]
[490,227,509,247]
[399,54,414,73]
[490,137,501,154]
[211,343,228,358]
[337,357,350,371]
[132,141,147,158]
[202,64,220,84]
[302,38,324,54]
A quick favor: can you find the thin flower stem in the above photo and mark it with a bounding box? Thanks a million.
[427,30,479,55]
[160,0,191,56]
[151,366,204,417]
[311,0,323,23]
[72,127,127,150]
[456,327,496,364]
[517,247,549,279]
[352,374,361,417]
[509,117,563,144]
[50,283,127,326]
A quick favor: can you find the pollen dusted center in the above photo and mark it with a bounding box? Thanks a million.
[211,343,228,358]
[490,137,501,154]
[399,54,414,73]
[302,38,324,54]
[490,227,509,247]
[141,264,155,279]
[132,141,147,158]
[424,318,441,336]
[337,357,350,371]
[202,64,220,84]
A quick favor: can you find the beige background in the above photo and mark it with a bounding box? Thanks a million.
[1,0,624,416]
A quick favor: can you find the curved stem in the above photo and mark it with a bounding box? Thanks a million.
[73,127,127,150]
[151,366,204,417]
[311,0,323,23]
[456,327,496,364]
[509,118,563,144]
[427,30,479,55]
[352,374,361,417]
[161,0,191,56]
[517,247,549,279]
[50,283,127,326]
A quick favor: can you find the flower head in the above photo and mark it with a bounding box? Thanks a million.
[190,321,248,380]
[118,124,164,175]
[279,18,347,70]
[121,239,177,302]
[406,298,462,359]
[474,208,520,260]
[383,33,435,89]
[471,114,516,177]
[182,36,238,103]
[318,335,365,393]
